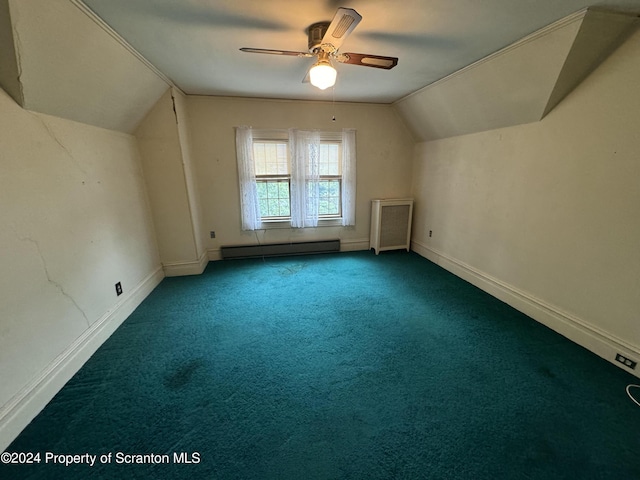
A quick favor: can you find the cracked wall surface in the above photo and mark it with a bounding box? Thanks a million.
[135,89,199,267]
[5,0,169,133]
[17,232,90,326]
[0,86,160,414]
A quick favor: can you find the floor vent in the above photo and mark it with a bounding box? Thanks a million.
[221,239,340,260]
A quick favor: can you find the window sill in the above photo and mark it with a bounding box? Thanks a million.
[259,218,344,229]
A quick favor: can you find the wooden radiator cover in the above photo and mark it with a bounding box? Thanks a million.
[370,199,413,255]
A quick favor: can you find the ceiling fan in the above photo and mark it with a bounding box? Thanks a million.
[240,7,398,90]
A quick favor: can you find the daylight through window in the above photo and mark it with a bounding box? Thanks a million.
[235,127,356,230]
[253,141,290,219]
[252,136,343,221]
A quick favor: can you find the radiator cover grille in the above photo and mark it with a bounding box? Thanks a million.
[221,239,340,260]
[380,205,411,247]
[370,199,413,255]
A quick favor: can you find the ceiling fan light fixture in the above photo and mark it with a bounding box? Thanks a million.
[309,60,337,90]
[240,8,397,91]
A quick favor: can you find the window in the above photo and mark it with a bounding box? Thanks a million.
[236,127,356,230]
[253,139,342,220]
[253,141,290,219]
[315,142,342,217]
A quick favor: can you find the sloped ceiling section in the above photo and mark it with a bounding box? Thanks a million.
[394,8,639,142]
[0,0,22,105]
[0,0,169,133]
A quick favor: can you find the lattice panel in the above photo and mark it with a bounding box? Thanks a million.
[380,205,411,247]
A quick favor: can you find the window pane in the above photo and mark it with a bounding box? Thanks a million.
[267,182,279,198]
[328,197,339,214]
[259,198,268,215]
[307,179,340,217]
[254,143,266,175]
[278,198,290,216]
[319,144,329,175]
[321,142,341,175]
[256,179,291,218]
[276,144,288,174]
[252,136,344,222]
[313,143,341,176]
[329,181,339,196]
[254,142,289,175]
[267,199,279,216]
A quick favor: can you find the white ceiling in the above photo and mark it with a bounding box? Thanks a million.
[80,0,640,104]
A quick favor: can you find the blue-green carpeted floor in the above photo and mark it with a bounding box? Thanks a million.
[3,251,640,479]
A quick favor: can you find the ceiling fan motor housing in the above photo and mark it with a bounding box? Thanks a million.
[308,22,330,52]
[239,7,398,82]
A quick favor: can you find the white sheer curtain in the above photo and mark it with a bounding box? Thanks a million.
[289,129,321,228]
[341,128,357,226]
[235,126,261,231]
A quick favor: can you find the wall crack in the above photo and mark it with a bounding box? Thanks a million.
[170,91,178,124]
[31,114,88,175]
[17,232,91,327]
[10,8,25,103]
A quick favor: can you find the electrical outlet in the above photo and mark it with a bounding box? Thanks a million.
[615,353,637,370]
[429,230,433,237]
[210,231,216,239]
[115,282,123,296]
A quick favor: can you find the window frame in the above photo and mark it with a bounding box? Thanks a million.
[251,131,344,227]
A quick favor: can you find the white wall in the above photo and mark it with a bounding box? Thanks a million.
[174,90,205,259]
[394,13,582,142]
[186,96,415,256]
[410,30,640,373]
[0,87,163,450]
[393,9,638,143]
[4,0,168,133]
[135,89,206,276]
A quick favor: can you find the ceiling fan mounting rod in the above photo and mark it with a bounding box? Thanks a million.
[316,49,332,63]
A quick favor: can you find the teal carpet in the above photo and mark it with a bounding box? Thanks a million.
[3,251,640,479]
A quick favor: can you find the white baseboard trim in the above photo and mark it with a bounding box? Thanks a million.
[411,240,640,378]
[0,266,164,452]
[163,250,209,276]
[208,248,221,262]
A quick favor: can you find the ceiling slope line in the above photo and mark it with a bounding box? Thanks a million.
[393,8,588,106]
[71,0,184,95]
[542,8,640,118]
[0,0,24,105]
[392,7,639,142]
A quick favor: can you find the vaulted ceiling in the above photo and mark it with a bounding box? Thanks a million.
[80,0,640,103]
[1,0,638,136]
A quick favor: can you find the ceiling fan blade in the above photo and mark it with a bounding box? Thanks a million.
[337,53,399,69]
[321,7,362,50]
[240,47,313,58]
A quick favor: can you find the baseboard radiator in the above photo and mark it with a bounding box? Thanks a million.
[221,239,340,260]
